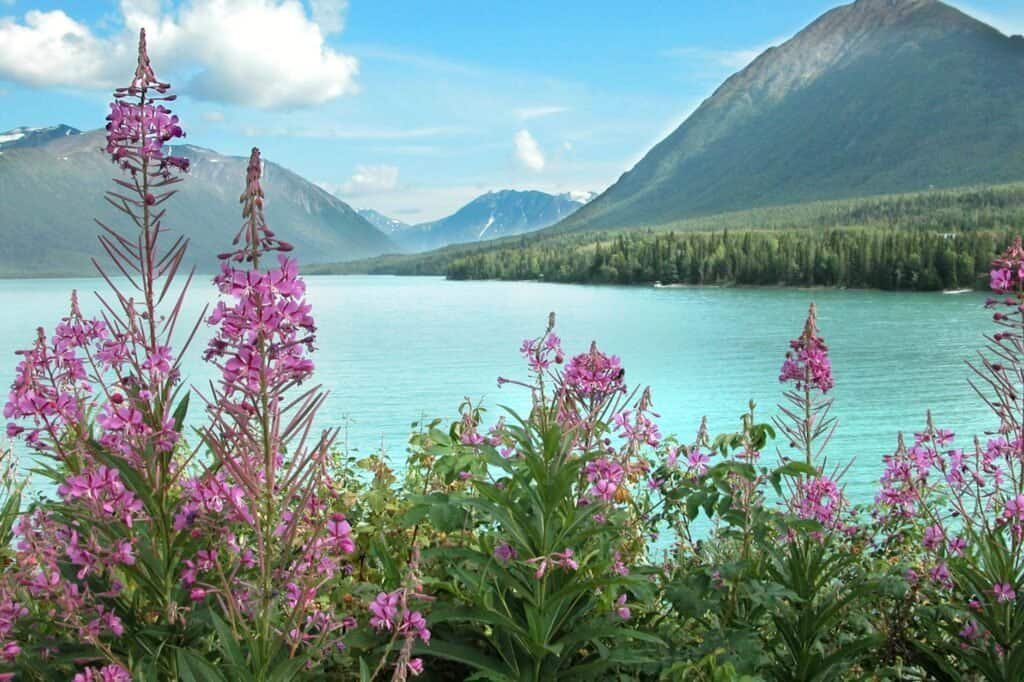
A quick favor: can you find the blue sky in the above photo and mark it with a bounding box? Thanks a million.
[1,0,1022,222]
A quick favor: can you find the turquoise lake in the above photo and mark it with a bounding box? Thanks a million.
[0,275,997,504]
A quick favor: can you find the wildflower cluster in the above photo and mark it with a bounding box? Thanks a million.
[0,35,384,679]
[774,302,838,469]
[778,301,834,393]
[105,28,188,174]
[175,146,362,664]
[988,236,1024,295]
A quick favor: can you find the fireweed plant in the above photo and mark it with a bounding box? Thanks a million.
[4,28,1024,682]
[867,237,1024,680]
[0,33,384,681]
[2,29,200,681]
[405,315,666,680]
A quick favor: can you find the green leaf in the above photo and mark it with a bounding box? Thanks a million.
[413,639,511,680]
[773,461,818,479]
[175,649,229,682]
[209,611,247,671]
[172,393,190,432]
[267,654,312,682]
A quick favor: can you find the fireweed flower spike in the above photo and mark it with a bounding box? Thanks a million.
[779,302,834,393]
[980,237,1024,450]
[187,145,352,665]
[6,28,194,466]
[220,147,293,262]
[775,302,837,468]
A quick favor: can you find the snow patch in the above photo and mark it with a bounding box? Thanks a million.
[478,214,496,239]
[0,132,25,145]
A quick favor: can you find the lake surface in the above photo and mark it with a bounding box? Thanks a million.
[0,275,996,505]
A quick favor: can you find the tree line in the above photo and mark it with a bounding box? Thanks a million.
[447,228,1016,291]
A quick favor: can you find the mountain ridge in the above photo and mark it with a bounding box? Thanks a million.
[357,208,411,234]
[555,0,1024,234]
[394,189,586,252]
[0,125,82,151]
[0,127,397,276]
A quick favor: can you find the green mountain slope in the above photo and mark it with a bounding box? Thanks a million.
[0,129,397,277]
[314,181,1024,277]
[556,0,1024,233]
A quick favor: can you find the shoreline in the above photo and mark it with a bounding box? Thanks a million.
[0,270,987,295]
[445,275,986,294]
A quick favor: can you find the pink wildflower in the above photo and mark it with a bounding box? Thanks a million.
[994,582,1016,603]
[73,664,132,682]
[369,591,400,631]
[779,303,833,393]
[494,543,517,563]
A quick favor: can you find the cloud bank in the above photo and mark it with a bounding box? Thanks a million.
[0,0,359,108]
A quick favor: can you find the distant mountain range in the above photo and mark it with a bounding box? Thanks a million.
[0,125,81,151]
[0,127,396,276]
[382,190,589,252]
[557,0,1024,233]
[357,208,411,234]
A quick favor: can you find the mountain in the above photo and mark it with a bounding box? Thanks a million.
[398,190,585,252]
[0,125,81,151]
[0,128,396,276]
[358,208,411,234]
[556,0,1024,233]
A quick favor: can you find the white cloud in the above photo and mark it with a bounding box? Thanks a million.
[0,0,358,108]
[514,105,568,120]
[337,164,400,196]
[201,110,225,122]
[514,129,545,171]
[309,0,347,34]
[129,0,359,108]
[0,10,128,89]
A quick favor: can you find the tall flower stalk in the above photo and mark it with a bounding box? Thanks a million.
[185,147,353,674]
[95,29,197,609]
[2,28,201,676]
[775,302,836,468]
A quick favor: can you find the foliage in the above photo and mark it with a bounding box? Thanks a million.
[445,226,1011,290]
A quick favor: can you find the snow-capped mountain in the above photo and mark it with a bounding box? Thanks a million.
[0,125,81,151]
[357,208,412,234]
[397,189,586,252]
